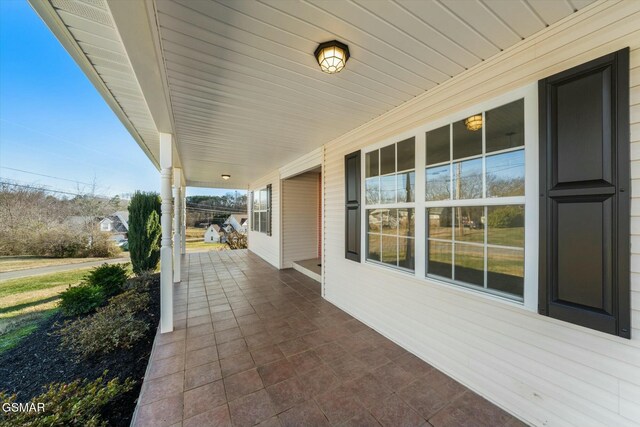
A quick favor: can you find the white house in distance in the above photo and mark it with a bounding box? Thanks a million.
[223,214,248,234]
[99,210,129,243]
[32,1,640,425]
[203,224,221,243]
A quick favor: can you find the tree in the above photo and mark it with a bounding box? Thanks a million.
[128,192,161,274]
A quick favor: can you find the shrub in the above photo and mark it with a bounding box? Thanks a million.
[58,290,150,358]
[85,263,129,297]
[87,229,121,258]
[128,192,161,274]
[226,231,247,249]
[59,284,105,317]
[0,373,134,427]
[487,206,525,228]
[34,227,87,258]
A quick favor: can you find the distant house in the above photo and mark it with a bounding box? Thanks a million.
[99,211,129,243]
[203,224,222,243]
[223,214,248,234]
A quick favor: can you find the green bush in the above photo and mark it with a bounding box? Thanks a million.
[0,373,134,427]
[128,192,161,275]
[487,206,525,228]
[59,284,105,317]
[58,290,150,358]
[85,263,129,297]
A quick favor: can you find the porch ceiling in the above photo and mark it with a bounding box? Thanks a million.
[32,0,596,188]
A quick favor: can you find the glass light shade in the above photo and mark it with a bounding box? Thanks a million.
[315,40,350,74]
[464,114,483,131]
[221,174,230,180]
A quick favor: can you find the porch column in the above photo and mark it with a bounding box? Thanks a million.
[181,187,186,255]
[173,168,183,283]
[159,133,174,333]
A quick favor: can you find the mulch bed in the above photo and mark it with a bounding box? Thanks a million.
[0,275,160,427]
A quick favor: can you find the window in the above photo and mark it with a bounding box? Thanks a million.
[359,85,536,308]
[425,99,525,301]
[251,186,271,235]
[365,138,415,271]
[100,221,111,231]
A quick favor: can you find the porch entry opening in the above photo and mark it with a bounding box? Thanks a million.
[281,168,322,282]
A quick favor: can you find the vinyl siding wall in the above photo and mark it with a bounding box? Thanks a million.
[248,170,280,269]
[281,172,320,269]
[320,2,640,426]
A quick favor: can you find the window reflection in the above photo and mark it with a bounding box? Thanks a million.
[454,206,484,243]
[365,177,380,204]
[380,175,396,204]
[426,165,450,201]
[453,158,482,199]
[426,125,450,165]
[453,117,482,159]
[428,240,452,279]
[487,205,524,247]
[486,150,524,197]
[487,247,524,298]
[454,243,484,286]
[427,207,452,239]
[486,99,524,153]
[397,171,415,203]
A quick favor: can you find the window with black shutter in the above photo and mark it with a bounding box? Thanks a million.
[345,150,361,262]
[538,48,630,338]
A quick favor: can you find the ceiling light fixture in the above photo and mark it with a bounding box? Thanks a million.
[221,174,230,180]
[464,114,483,131]
[315,40,350,74]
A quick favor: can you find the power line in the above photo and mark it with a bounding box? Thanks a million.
[0,166,94,186]
[0,180,112,199]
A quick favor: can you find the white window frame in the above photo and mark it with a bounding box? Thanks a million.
[360,83,538,311]
[252,188,269,234]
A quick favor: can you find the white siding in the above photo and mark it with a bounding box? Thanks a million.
[321,2,640,426]
[282,172,320,268]
[248,170,280,269]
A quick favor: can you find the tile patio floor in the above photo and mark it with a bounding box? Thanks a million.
[133,250,526,427]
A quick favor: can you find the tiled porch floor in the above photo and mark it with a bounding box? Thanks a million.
[133,250,525,427]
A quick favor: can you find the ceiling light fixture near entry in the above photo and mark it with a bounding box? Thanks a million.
[221,174,231,180]
[315,40,350,74]
[464,114,483,131]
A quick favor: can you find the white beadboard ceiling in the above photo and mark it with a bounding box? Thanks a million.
[33,0,596,188]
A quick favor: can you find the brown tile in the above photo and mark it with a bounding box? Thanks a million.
[278,338,311,357]
[140,372,184,405]
[337,408,381,427]
[314,342,349,363]
[256,416,282,427]
[288,350,322,374]
[246,332,277,350]
[155,329,186,345]
[216,327,243,344]
[229,389,276,427]
[186,322,214,339]
[315,383,365,425]
[251,345,285,367]
[212,310,236,322]
[371,394,426,427]
[187,309,211,320]
[183,404,231,427]
[214,318,239,332]
[185,346,219,368]
[134,395,183,427]
[186,333,216,352]
[278,400,329,427]
[220,352,256,377]
[185,361,222,390]
[154,341,186,361]
[240,323,266,337]
[427,391,517,427]
[218,338,248,359]
[346,373,392,410]
[371,362,415,391]
[265,377,306,414]
[237,313,261,326]
[147,354,185,380]
[296,366,341,397]
[395,352,433,378]
[224,368,264,401]
[183,380,227,419]
[257,359,297,387]
[398,370,466,420]
[331,355,370,381]
[353,346,392,370]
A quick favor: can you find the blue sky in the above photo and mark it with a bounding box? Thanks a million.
[0,0,242,199]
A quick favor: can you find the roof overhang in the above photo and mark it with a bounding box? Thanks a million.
[29,0,599,188]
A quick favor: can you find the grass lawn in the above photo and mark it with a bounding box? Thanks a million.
[0,268,91,354]
[186,227,206,240]
[186,241,228,252]
[0,255,117,273]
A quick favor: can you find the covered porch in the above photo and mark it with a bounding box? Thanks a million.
[133,250,522,427]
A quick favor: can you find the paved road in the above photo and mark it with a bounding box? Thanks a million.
[0,257,130,281]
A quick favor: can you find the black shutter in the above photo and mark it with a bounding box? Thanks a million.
[345,150,361,262]
[266,184,272,237]
[538,48,630,338]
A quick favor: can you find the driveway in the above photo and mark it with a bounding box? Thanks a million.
[0,257,130,281]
